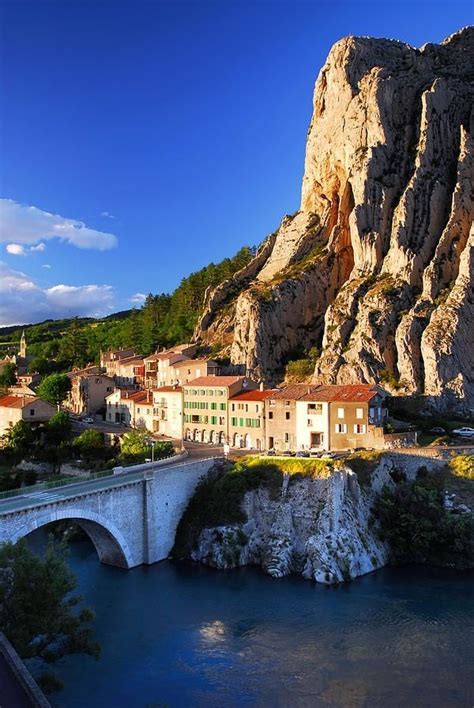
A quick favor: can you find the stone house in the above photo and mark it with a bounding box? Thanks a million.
[228,389,274,450]
[105,389,154,429]
[100,348,137,377]
[265,385,309,452]
[0,394,56,436]
[183,376,258,444]
[152,386,183,438]
[323,385,388,451]
[66,366,115,416]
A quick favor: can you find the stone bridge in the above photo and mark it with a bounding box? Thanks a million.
[0,457,218,568]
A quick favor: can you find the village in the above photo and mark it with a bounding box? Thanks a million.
[0,332,423,457]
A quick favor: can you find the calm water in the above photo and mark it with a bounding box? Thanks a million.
[28,533,473,708]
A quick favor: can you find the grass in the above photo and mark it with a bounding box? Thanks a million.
[242,455,333,478]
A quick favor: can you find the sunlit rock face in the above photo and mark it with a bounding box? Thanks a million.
[195,28,474,413]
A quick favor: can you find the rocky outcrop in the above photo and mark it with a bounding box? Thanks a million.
[195,28,474,413]
[191,456,437,584]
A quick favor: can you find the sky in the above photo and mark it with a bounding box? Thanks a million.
[0,0,471,326]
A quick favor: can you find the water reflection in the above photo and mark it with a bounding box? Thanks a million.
[25,531,474,708]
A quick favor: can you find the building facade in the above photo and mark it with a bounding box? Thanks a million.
[183,376,258,444]
[228,389,273,450]
[152,386,183,438]
[66,367,115,416]
[0,395,56,435]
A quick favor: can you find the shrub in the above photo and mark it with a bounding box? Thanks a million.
[450,455,474,480]
[373,477,474,569]
[172,462,283,557]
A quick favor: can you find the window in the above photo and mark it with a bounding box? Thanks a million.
[307,419,313,427]
[29,408,35,416]
[211,416,217,425]
[231,417,238,426]
[356,408,364,419]
[219,403,226,411]
[285,400,291,407]
[219,416,225,425]
[231,403,235,411]
[268,399,275,407]
[268,412,273,420]
[256,404,259,413]
[354,424,366,434]
[308,403,323,414]
[239,418,244,427]
[210,402,217,410]
[137,407,140,413]
[245,404,249,412]
[337,407,345,419]
[335,423,347,434]
[284,433,289,443]
[208,389,213,396]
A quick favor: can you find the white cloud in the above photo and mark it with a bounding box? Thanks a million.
[0,261,116,326]
[5,241,47,256]
[6,243,26,256]
[130,292,147,304]
[0,199,118,251]
[42,264,52,269]
[100,211,115,219]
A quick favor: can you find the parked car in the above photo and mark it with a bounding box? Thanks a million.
[452,427,474,437]
[321,451,337,459]
[266,449,276,456]
[429,426,446,434]
[82,417,94,424]
[281,450,295,457]
[309,448,322,457]
[295,450,310,458]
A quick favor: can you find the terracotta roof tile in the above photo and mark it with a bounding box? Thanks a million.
[184,376,249,387]
[230,390,275,401]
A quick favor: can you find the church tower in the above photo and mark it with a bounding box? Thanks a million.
[19,330,27,358]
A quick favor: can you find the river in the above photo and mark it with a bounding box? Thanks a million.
[28,532,473,707]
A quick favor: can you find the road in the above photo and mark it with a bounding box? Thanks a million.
[0,451,223,515]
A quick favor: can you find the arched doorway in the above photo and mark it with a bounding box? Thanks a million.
[218,431,225,445]
[245,434,252,449]
[209,430,216,444]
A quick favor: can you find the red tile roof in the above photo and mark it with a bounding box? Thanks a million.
[184,376,249,387]
[269,384,316,400]
[153,386,182,393]
[300,384,382,402]
[0,394,39,409]
[230,389,275,401]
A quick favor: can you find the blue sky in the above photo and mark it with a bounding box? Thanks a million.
[0,0,471,325]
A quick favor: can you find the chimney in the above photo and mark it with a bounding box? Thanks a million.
[259,381,264,391]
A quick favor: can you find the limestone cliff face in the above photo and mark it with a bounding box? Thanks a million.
[190,456,447,584]
[195,28,474,412]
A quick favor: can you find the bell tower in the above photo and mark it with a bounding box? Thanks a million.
[19,330,27,358]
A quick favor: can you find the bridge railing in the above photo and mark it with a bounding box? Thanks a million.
[0,452,179,501]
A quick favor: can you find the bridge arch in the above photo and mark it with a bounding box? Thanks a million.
[11,508,134,569]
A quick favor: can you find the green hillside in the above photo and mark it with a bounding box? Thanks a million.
[0,246,254,372]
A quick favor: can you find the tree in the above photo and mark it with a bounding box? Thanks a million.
[44,411,73,446]
[0,362,17,388]
[0,538,100,691]
[28,357,52,376]
[36,373,72,410]
[4,420,35,464]
[120,428,149,458]
[72,429,104,464]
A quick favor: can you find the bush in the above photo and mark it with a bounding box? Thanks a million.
[172,462,283,558]
[450,455,474,480]
[373,477,474,569]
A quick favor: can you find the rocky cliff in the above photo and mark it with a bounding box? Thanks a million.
[195,28,474,413]
[188,455,448,584]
